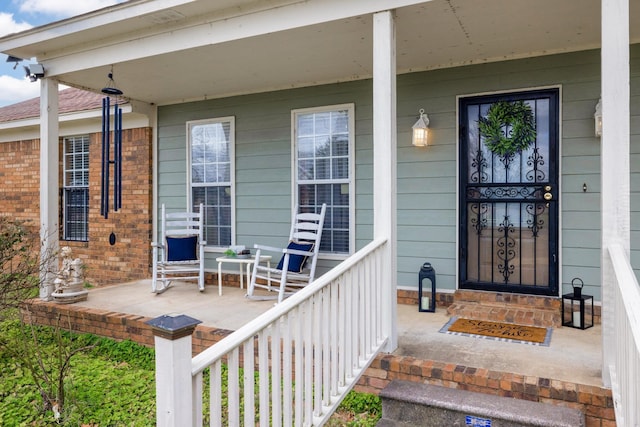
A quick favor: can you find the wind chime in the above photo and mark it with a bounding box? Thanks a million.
[100,69,123,219]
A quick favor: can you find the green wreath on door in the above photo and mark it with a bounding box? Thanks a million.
[478,100,536,157]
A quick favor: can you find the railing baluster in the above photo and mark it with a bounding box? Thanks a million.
[375,249,383,342]
[294,305,304,427]
[282,315,293,426]
[243,339,255,426]
[228,348,240,426]
[258,330,269,427]
[193,372,203,427]
[271,324,282,426]
[347,268,356,378]
[338,275,346,388]
[313,293,321,417]
[304,300,313,425]
[364,256,372,354]
[359,262,366,362]
[211,360,222,427]
[321,289,330,408]
[185,238,388,426]
[330,280,339,395]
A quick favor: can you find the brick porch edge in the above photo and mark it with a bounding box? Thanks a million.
[22,299,615,427]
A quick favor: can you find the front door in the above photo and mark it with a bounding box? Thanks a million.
[459,89,559,295]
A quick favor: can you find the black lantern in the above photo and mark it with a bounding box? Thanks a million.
[562,278,594,329]
[418,262,436,312]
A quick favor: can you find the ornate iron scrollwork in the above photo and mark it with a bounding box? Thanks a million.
[496,215,516,283]
[526,147,546,182]
[469,203,488,235]
[466,186,540,200]
[497,150,517,169]
[526,203,546,237]
[470,148,488,183]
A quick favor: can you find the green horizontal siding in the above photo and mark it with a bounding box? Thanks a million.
[157,81,374,260]
[156,45,640,301]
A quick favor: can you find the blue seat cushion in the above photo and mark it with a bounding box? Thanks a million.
[277,241,314,272]
[166,235,198,261]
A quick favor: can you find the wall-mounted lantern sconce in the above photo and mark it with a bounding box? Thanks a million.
[594,98,602,138]
[24,63,45,82]
[412,109,429,147]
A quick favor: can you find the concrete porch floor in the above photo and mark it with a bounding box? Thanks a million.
[73,280,603,388]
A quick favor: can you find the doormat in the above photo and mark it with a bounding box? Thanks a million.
[439,317,552,346]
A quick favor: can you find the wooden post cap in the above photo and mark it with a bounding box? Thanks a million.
[146,314,202,340]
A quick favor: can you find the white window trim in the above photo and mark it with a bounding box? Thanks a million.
[186,116,236,251]
[62,134,89,242]
[291,103,355,259]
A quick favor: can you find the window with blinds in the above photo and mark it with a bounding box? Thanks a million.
[188,117,235,247]
[293,104,354,255]
[63,135,90,241]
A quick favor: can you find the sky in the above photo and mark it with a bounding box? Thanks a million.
[0,0,125,107]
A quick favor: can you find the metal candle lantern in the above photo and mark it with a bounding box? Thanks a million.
[418,262,436,312]
[562,277,593,329]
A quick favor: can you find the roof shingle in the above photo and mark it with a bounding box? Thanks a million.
[0,87,105,124]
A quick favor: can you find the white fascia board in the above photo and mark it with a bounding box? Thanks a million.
[57,104,133,123]
[0,104,134,130]
[0,0,198,57]
[0,104,149,142]
[39,0,428,77]
[0,117,41,131]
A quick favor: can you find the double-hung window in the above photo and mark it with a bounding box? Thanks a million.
[63,135,90,241]
[293,104,354,255]
[188,117,235,248]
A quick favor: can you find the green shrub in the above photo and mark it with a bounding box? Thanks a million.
[1,322,381,426]
[327,390,382,426]
[0,323,156,426]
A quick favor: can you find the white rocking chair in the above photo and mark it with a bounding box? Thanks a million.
[247,204,326,303]
[151,203,206,294]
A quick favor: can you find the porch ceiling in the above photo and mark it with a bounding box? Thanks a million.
[1,0,637,106]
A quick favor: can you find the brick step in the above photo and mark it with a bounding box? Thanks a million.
[447,290,562,328]
[378,380,585,427]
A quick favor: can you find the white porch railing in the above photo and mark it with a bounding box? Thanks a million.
[607,244,640,427]
[187,237,389,426]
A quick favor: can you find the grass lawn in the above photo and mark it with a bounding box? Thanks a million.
[0,322,380,426]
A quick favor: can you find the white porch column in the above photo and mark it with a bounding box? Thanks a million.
[373,10,398,352]
[39,78,59,300]
[600,0,630,387]
[147,315,201,427]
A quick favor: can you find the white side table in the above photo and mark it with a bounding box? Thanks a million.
[215,255,271,296]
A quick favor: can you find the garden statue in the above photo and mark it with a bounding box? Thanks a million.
[51,246,88,303]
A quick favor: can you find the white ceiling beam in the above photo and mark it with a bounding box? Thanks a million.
[38,0,429,77]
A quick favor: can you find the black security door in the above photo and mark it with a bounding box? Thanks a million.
[459,89,559,295]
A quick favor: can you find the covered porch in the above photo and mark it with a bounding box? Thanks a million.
[0,0,637,424]
[26,278,612,423]
[72,280,603,387]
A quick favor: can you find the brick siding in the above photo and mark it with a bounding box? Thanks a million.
[0,139,40,221]
[0,128,153,286]
[23,299,616,427]
[357,355,615,427]
[398,289,602,325]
